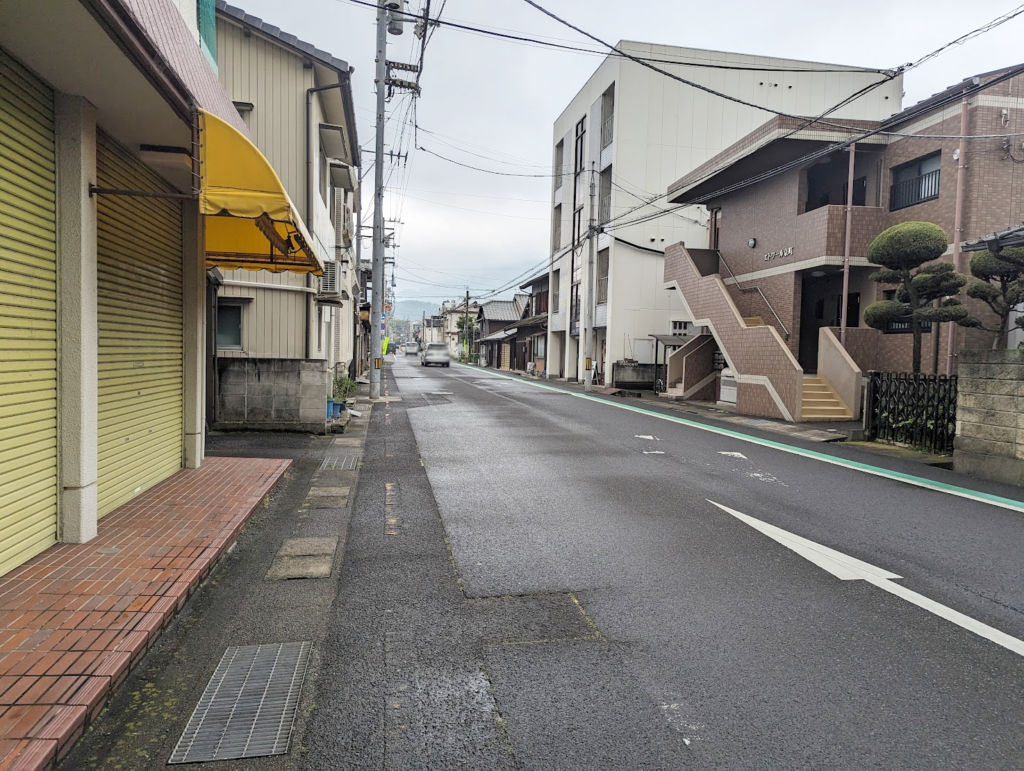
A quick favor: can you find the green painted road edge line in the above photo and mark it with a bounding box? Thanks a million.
[453,364,1024,515]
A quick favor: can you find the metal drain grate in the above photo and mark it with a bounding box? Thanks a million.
[320,454,360,471]
[169,642,311,764]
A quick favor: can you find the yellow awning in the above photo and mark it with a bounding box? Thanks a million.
[199,109,323,275]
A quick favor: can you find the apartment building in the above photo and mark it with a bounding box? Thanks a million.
[545,43,904,384]
[663,65,1024,422]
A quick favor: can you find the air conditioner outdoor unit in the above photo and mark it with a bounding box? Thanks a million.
[320,261,340,295]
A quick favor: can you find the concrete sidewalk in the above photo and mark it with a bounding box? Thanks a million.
[0,457,289,770]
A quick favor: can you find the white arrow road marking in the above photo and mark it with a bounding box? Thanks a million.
[718,451,748,459]
[708,500,1024,658]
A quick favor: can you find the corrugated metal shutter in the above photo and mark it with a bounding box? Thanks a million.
[0,49,58,574]
[96,132,183,517]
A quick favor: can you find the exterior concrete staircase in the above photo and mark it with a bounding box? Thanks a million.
[801,375,853,421]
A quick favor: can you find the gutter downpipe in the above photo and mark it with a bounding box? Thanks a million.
[840,142,856,346]
[305,80,347,359]
[946,90,970,375]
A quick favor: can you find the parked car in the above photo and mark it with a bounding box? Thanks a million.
[421,342,451,367]
[405,342,419,356]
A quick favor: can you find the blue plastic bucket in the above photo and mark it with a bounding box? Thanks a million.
[326,398,334,419]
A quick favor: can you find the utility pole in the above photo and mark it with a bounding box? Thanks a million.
[840,142,855,346]
[946,89,969,376]
[583,161,596,391]
[464,289,470,360]
[369,1,389,399]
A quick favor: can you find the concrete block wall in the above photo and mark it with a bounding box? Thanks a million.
[953,350,1024,487]
[215,358,329,432]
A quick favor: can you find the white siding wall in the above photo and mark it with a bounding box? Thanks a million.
[549,43,904,373]
[218,275,307,359]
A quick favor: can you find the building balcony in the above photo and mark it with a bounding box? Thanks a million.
[795,204,887,259]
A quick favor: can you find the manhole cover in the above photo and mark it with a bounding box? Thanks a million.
[169,642,311,763]
[320,454,360,471]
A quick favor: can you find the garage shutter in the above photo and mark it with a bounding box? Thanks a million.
[96,132,183,517]
[0,50,58,575]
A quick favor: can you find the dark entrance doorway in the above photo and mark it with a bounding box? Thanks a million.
[798,268,860,372]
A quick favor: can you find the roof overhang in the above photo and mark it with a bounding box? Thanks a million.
[668,116,885,205]
[962,223,1024,253]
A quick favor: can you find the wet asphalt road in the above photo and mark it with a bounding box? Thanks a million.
[392,357,1024,769]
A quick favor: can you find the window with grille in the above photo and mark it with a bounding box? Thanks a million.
[597,248,609,304]
[599,167,612,223]
[600,85,614,149]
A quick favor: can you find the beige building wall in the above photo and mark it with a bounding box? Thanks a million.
[215,15,342,362]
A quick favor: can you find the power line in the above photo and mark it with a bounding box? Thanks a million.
[338,0,891,74]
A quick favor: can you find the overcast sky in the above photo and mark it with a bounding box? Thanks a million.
[234,0,1024,309]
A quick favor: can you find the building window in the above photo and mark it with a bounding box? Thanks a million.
[597,248,609,304]
[671,321,691,336]
[890,153,941,211]
[554,140,564,189]
[572,207,584,248]
[217,303,243,350]
[574,117,586,177]
[552,204,562,253]
[319,144,329,205]
[552,270,560,313]
[599,166,612,223]
[197,0,217,72]
[600,85,614,149]
[535,335,546,358]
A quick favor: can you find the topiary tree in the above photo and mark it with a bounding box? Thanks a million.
[965,248,1024,349]
[863,221,979,373]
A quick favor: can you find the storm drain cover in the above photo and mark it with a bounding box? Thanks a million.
[169,642,311,764]
[320,454,360,471]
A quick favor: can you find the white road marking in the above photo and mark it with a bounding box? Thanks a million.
[718,451,747,459]
[635,435,659,440]
[708,500,1024,658]
[643,451,665,455]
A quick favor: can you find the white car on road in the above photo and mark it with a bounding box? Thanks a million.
[421,343,451,367]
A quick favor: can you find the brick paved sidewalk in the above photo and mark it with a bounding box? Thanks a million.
[0,456,290,770]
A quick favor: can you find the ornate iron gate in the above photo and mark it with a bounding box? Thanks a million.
[865,371,958,453]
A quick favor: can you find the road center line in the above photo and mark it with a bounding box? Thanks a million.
[450,364,1024,515]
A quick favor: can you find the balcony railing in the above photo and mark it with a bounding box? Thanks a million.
[889,169,940,211]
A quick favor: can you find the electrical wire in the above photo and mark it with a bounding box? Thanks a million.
[338,0,891,74]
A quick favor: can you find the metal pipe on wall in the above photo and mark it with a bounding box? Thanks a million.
[840,142,856,346]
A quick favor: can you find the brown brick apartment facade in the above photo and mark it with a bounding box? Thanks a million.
[661,65,1024,421]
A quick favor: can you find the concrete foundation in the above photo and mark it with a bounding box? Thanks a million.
[214,358,330,433]
[953,349,1024,487]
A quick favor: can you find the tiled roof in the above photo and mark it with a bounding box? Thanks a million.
[123,0,248,133]
[479,300,520,322]
[217,1,350,75]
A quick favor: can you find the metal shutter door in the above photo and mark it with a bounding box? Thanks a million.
[0,50,58,574]
[96,132,183,517]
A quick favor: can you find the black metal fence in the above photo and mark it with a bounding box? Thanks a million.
[865,371,958,453]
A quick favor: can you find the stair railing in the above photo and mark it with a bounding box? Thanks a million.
[717,253,790,340]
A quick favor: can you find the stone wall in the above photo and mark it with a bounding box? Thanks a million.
[215,358,329,433]
[953,350,1024,487]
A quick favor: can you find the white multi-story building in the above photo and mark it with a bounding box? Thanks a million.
[546,43,903,383]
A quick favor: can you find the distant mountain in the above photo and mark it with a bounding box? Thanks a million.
[392,299,442,321]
